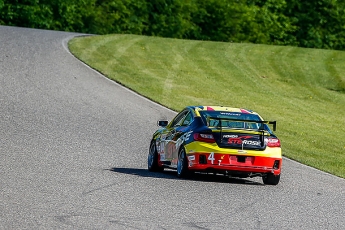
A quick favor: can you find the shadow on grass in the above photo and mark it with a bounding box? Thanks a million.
[108,167,263,186]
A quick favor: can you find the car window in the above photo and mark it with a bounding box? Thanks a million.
[199,111,266,130]
[181,112,193,126]
[171,111,188,127]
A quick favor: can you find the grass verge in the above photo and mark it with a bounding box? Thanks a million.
[68,34,345,178]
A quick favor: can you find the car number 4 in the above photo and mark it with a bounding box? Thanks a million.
[208,152,215,164]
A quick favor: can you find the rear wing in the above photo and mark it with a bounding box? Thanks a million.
[207,116,277,146]
[206,117,276,131]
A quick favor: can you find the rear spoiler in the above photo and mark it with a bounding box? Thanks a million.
[206,117,277,131]
[207,117,276,146]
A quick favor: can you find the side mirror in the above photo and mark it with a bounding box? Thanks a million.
[157,120,169,127]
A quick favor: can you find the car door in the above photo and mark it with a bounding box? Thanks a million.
[171,111,194,163]
[168,110,194,166]
[161,110,189,163]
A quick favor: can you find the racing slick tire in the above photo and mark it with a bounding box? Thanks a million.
[148,141,164,172]
[177,147,189,178]
[262,173,280,185]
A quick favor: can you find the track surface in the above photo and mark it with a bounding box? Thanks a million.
[1,26,345,230]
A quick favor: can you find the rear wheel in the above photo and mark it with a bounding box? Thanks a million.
[177,147,189,178]
[148,142,164,172]
[262,173,280,185]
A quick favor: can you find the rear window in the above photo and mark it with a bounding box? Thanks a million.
[199,111,262,129]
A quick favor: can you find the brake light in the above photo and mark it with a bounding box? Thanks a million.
[193,133,215,143]
[266,137,281,147]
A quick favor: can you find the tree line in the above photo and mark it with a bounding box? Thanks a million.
[1,0,344,50]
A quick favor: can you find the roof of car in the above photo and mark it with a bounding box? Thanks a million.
[191,105,259,115]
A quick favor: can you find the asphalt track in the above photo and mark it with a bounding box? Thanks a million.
[1,25,345,230]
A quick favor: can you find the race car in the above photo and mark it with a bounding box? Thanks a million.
[148,106,282,185]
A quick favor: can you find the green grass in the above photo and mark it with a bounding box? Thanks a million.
[68,34,345,178]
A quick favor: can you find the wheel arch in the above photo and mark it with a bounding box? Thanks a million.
[177,143,187,158]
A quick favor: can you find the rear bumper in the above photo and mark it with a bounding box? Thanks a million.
[187,153,282,175]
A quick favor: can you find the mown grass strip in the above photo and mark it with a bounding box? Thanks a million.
[68,34,345,178]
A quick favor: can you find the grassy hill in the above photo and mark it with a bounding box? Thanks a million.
[68,34,345,178]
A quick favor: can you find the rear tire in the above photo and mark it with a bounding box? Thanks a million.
[148,142,164,172]
[262,173,280,185]
[177,147,189,178]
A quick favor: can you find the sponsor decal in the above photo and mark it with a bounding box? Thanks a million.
[175,131,193,149]
[227,135,261,146]
[220,112,240,116]
[238,150,247,153]
[242,140,260,146]
[223,134,238,138]
[228,138,242,144]
[160,154,165,161]
[157,141,165,154]
[188,155,195,161]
